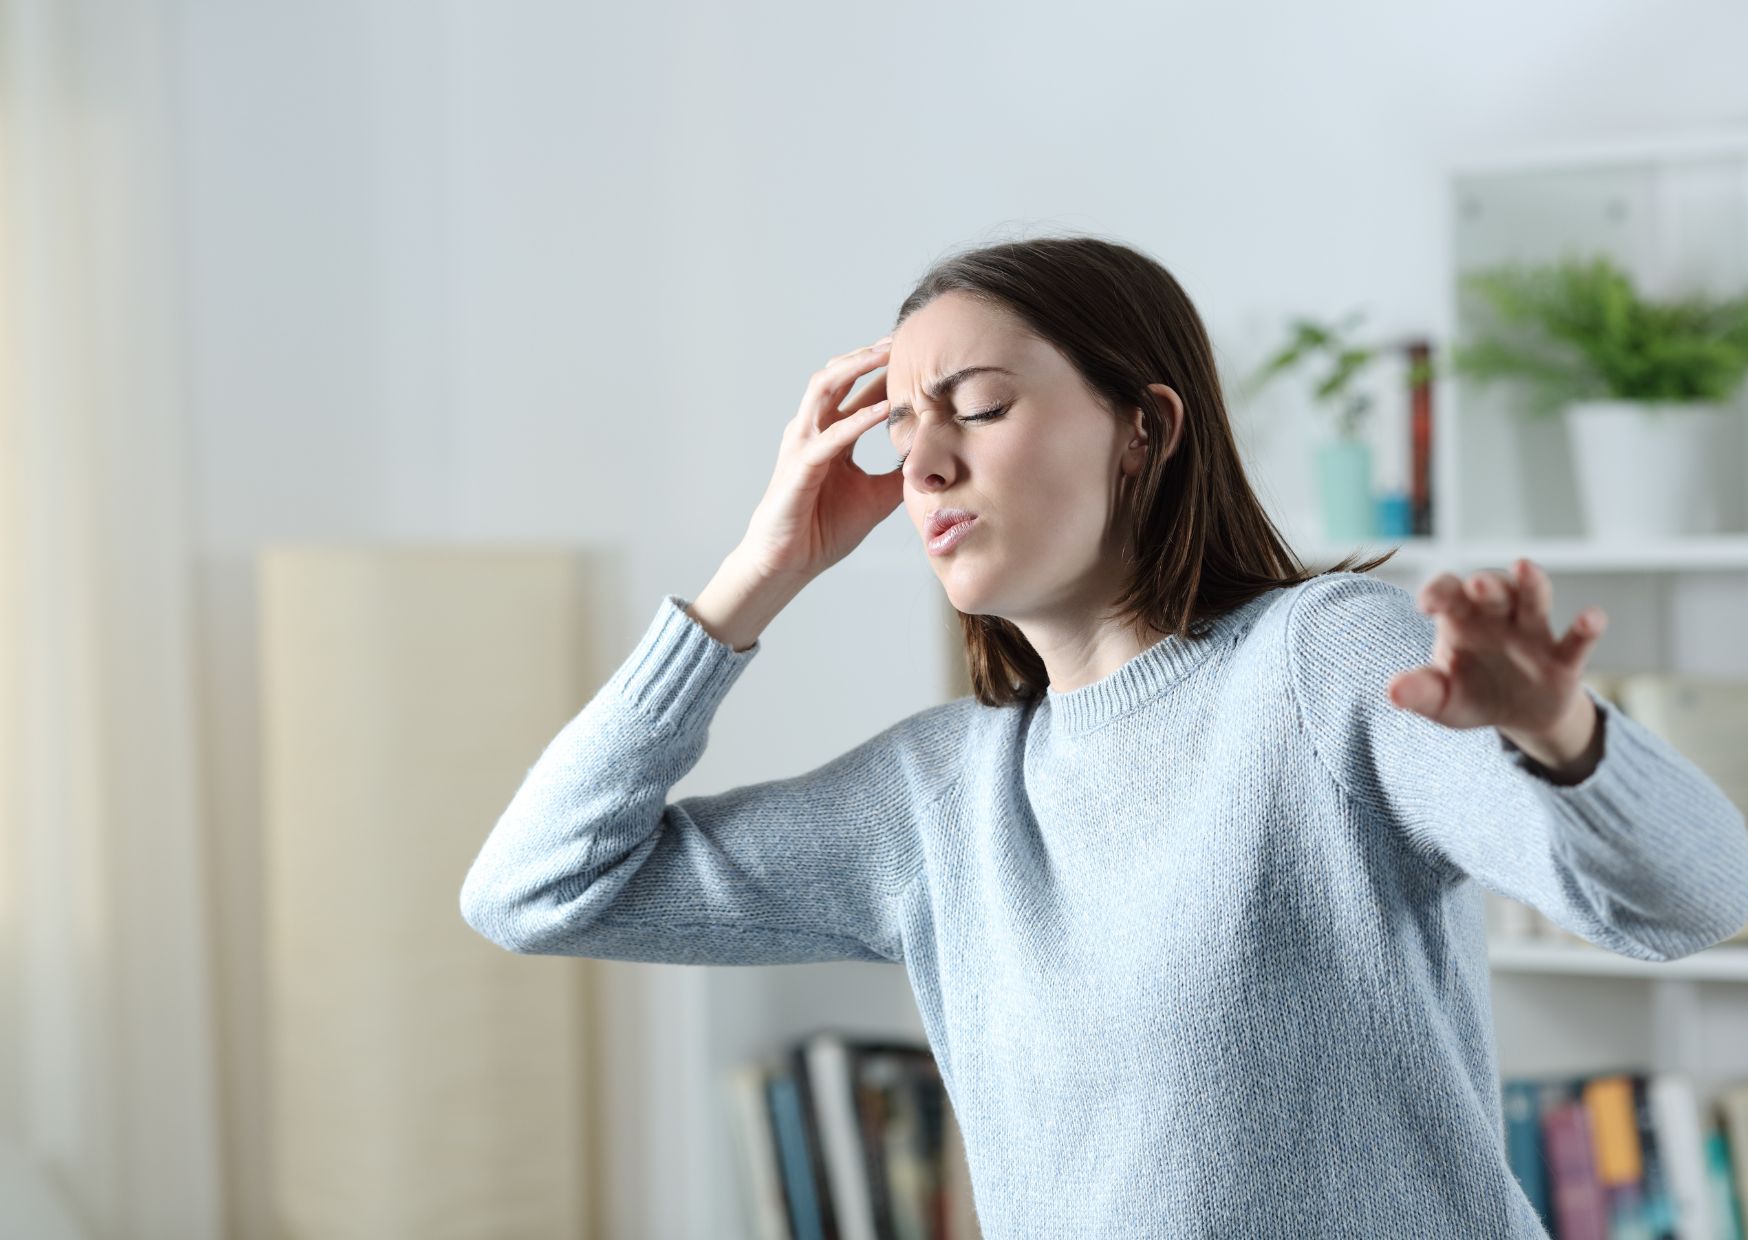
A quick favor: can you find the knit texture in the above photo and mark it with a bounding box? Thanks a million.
[459,570,1748,1238]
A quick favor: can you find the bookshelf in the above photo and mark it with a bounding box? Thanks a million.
[1258,128,1748,1238]
[1301,534,1748,575]
[1361,126,1748,1232]
[1488,942,1748,983]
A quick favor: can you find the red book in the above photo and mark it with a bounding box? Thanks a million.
[1544,1098,1610,1240]
[1406,339,1434,536]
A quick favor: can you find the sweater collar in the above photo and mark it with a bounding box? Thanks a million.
[1043,589,1283,734]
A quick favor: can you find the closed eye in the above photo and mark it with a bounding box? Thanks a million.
[894,403,1009,467]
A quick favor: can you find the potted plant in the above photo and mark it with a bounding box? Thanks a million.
[1243,310,1434,540]
[1450,253,1748,538]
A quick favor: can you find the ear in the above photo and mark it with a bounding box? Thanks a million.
[1143,383,1185,461]
[1118,403,1149,484]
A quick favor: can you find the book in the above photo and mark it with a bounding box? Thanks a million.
[769,1067,830,1240]
[724,1059,802,1240]
[1544,1081,1611,1240]
[1405,338,1435,536]
[724,1029,980,1240]
[1720,1085,1748,1237]
[1705,1126,1745,1240]
[1633,1073,1681,1238]
[1647,1074,1715,1240]
[1505,1077,1554,1230]
[788,1035,844,1240]
[1505,1069,1748,1240]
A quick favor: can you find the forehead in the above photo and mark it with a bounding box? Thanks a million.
[887,293,1033,389]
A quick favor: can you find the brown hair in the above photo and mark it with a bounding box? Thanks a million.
[891,231,1398,708]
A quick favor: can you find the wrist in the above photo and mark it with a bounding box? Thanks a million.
[687,553,808,653]
[723,545,810,593]
[1499,692,1604,784]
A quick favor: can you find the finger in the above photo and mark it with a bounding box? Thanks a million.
[800,365,887,442]
[1552,606,1607,667]
[1513,558,1552,637]
[806,343,891,433]
[1466,568,1515,621]
[821,334,893,366]
[824,368,888,434]
[1417,572,1474,623]
[807,342,887,430]
[1388,665,1451,721]
[803,399,892,469]
[803,339,889,416]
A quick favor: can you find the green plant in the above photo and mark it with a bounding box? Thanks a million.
[1242,309,1437,439]
[1451,253,1748,415]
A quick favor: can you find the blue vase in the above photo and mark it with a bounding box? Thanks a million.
[1316,437,1375,540]
[1375,488,1413,537]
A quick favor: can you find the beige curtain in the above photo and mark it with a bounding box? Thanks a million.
[0,0,224,1235]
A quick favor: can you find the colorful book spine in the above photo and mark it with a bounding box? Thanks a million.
[1545,1091,1611,1239]
[726,1031,981,1240]
[1504,1070,1748,1240]
[1405,338,1435,536]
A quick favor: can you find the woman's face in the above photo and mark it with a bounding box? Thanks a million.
[885,291,1162,626]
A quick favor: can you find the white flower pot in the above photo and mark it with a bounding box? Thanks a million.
[1562,399,1741,538]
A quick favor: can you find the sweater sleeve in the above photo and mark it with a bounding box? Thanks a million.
[1285,571,1748,963]
[458,593,965,966]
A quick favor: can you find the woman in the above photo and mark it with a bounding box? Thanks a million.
[459,235,1748,1238]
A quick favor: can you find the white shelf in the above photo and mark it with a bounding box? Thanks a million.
[1444,124,1748,182]
[1488,938,1748,981]
[1301,534,1748,574]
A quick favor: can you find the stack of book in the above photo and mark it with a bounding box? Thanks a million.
[1504,1069,1748,1239]
[721,1029,981,1240]
[1489,670,1748,949]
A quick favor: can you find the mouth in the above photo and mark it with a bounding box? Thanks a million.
[926,514,979,556]
[925,507,978,541]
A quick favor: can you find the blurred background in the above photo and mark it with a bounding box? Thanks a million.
[5,1,1748,1238]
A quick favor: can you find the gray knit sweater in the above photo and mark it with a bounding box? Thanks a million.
[459,570,1748,1238]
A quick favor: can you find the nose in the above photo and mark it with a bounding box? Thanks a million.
[900,421,958,492]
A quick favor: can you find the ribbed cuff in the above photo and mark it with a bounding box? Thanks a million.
[604,593,762,734]
[1497,685,1615,789]
[1518,685,1748,952]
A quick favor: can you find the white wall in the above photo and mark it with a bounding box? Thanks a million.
[165,1,1748,1234]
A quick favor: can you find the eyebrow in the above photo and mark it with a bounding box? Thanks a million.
[885,365,1017,422]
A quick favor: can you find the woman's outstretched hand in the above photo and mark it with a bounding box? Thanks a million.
[1387,558,1608,781]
